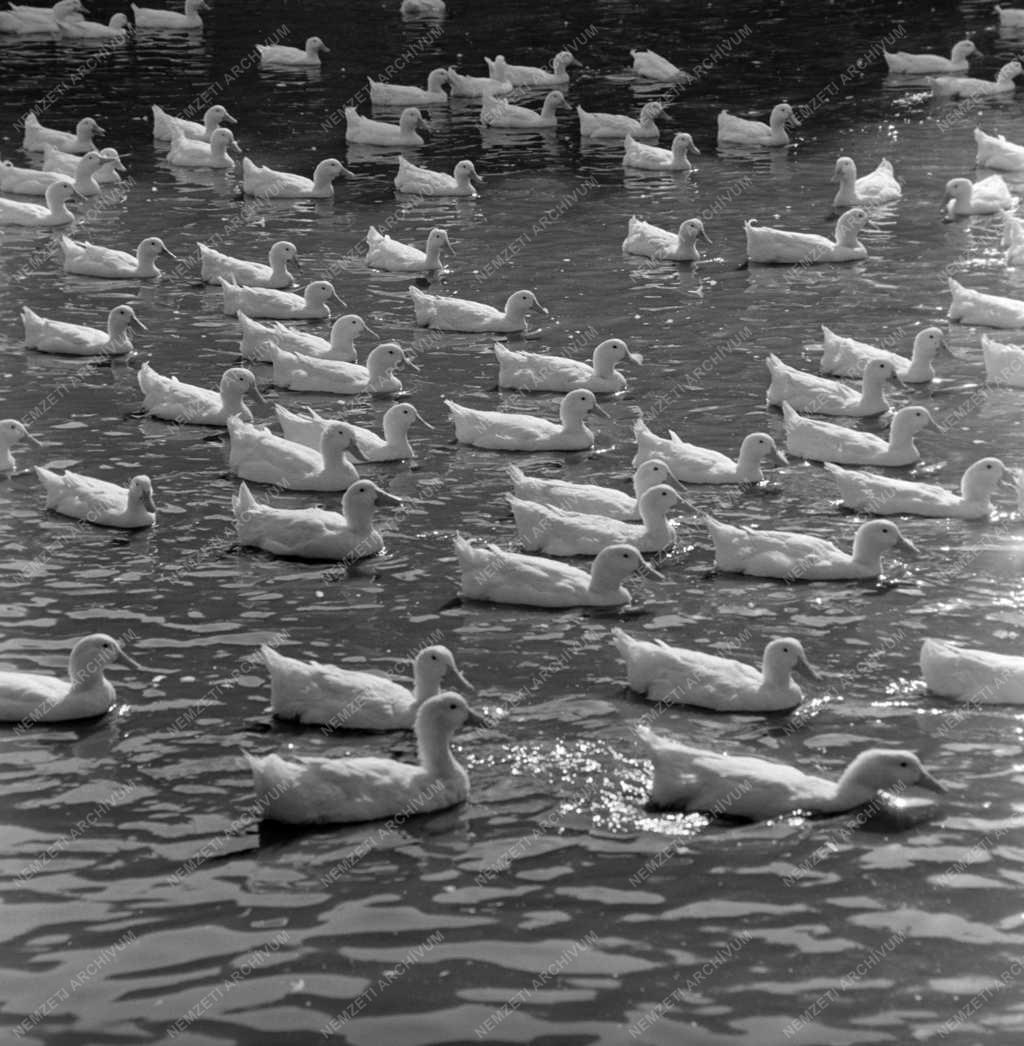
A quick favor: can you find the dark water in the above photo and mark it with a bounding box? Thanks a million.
[3,0,1024,1043]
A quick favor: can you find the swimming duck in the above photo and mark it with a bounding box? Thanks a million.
[369,68,448,106]
[132,0,207,29]
[57,12,130,38]
[447,388,606,452]
[506,459,676,521]
[410,286,545,331]
[622,132,700,172]
[633,420,786,484]
[817,326,946,383]
[233,479,399,561]
[1005,218,1024,266]
[22,303,144,356]
[228,417,362,491]
[920,637,1024,705]
[831,157,901,207]
[782,403,934,466]
[705,515,917,581]
[400,0,446,15]
[35,468,156,528]
[746,208,869,264]
[630,46,692,82]
[256,35,328,66]
[238,312,373,364]
[0,180,77,226]
[509,484,681,556]
[199,241,298,289]
[261,642,470,729]
[270,343,410,396]
[948,277,1024,327]
[22,113,104,153]
[480,90,568,129]
[394,156,483,196]
[717,103,798,147]
[167,126,239,168]
[42,144,125,185]
[577,101,663,139]
[981,333,1024,386]
[61,235,176,278]
[997,5,1024,26]
[622,216,710,261]
[494,338,641,394]
[0,633,151,723]
[365,225,453,272]
[824,458,1008,519]
[884,39,978,74]
[244,692,479,825]
[240,156,350,199]
[637,731,944,819]
[929,60,1022,98]
[0,0,83,32]
[445,67,514,98]
[944,174,1016,216]
[484,50,575,87]
[455,535,659,608]
[220,278,342,319]
[0,420,42,471]
[139,363,264,426]
[973,127,1024,171]
[0,149,116,197]
[276,403,431,461]
[765,355,896,416]
[152,102,235,142]
[614,631,818,711]
[345,106,429,146]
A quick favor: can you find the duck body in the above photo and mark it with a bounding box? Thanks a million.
[199,241,297,289]
[494,338,638,394]
[240,156,347,199]
[782,403,933,467]
[446,67,513,97]
[58,13,129,38]
[237,313,370,364]
[35,468,155,528]
[61,235,174,278]
[622,216,709,262]
[345,106,428,146]
[623,132,699,171]
[944,174,1016,216]
[631,47,691,82]
[447,388,602,452]
[139,363,260,426]
[884,39,978,74]
[22,303,141,356]
[270,343,405,395]
[973,127,1024,171]
[220,278,340,319]
[256,35,329,66]
[167,127,238,168]
[365,225,451,272]
[0,180,76,226]
[948,277,1024,328]
[369,68,448,105]
[152,103,235,142]
[929,60,1022,98]
[831,157,901,207]
[228,417,361,491]
[0,0,83,32]
[480,90,566,129]
[818,326,945,383]
[765,355,894,416]
[42,144,125,185]
[921,638,1024,705]
[578,101,662,139]
[982,333,1024,386]
[484,51,575,86]
[717,103,798,147]
[394,156,483,196]
[1,150,112,197]
[410,286,544,332]
[22,113,103,154]
[132,0,208,29]
[633,420,785,484]
[276,403,427,461]
[746,209,868,264]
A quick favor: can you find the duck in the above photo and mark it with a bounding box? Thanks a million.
[365,225,453,272]
[22,113,104,153]
[884,39,978,74]
[447,388,606,452]
[410,286,545,332]
[765,355,896,416]
[929,60,1022,98]
[42,144,125,185]
[577,101,663,139]
[948,277,1024,328]
[240,156,350,199]
[705,515,918,581]
[244,692,479,825]
[944,174,1016,216]
[716,103,798,147]
[824,458,1008,519]
[494,338,641,394]
[269,343,410,396]
[400,0,446,15]
[220,278,342,320]
[0,420,43,471]
[256,35,328,66]
[21,303,144,356]
[817,326,946,383]
[831,157,901,207]
[455,535,659,608]
[57,12,130,38]
[369,68,448,106]
[622,216,709,262]
[484,50,575,87]
[973,127,1024,171]
[0,180,77,227]
[982,333,1024,386]
[167,126,239,168]
[0,0,83,32]
[480,90,567,129]
[633,420,786,484]
[1005,217,1024,266]
[276,402,432,461]
[152,102,236,142]
[630,46,691,81]
[622,132,700,172]
[394,156,483,197]
[138,363,264,426]
[233,479,400,561]
[35,468,156,529]
[260,642,470,729]
[132,0,208,29]
[506,459,677,522]
[636,731,944,819]
[238,312,373,364]
[997,5,1024,27]
[508,485,681,556]
[920,637,1024,705]
[228,417,362,491]
[0,149,116,197]
[746,208,869,264]
[613,631,818,712]
[445,67,514,98]
[782,403,934,467]
[199,241,298,289]
[0,633,151,723]
[61,235,176,278]
[345,106,429,146]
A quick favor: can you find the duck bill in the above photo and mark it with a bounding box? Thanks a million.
[401,353,421,372]
[794,655,821,681]
[533,299,549,315]
[361,324,377,337]
[829,171,839,184]
[897,534,919,556]
[341,165,357,178]
[640,558,665,581]
[132,316,149,331]
[248,383,268,405]
[470,170,485,186]
[94,124,107,136]
[690,143,701,154]
[22,430,43,447]
[161,246,179,260]
[414,411,435,430]
[916,769,945,794]
[331,288,347,305]
[222,112,238,125]
[772,447,788,466]
[443,234,456,255]
[463,707,489,728]
[450,667,475,693]
[699,228,712,244]
[417,118,431,134]
[590,402,611,419]
[626,350,644,365]
[117,647,156,672]
[292,256,303,272]
[319,43,331,53]
[787,113,801,127]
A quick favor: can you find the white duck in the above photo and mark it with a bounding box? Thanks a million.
[233,479,399,561]
[61,235,176,278]
[633,420,786,484]
[973,127,1024,171]
[410,286,545,332]
[238,312,373,364]
[0,180,77,227]
[276,402,431,461]
[228,417,362,492]
[831,157,901,207]
[35,469,156,528]
[138,363,264,426]
[480,90,567,129]
[981,333,1024,386]
[132,0,208,29]
[365,225,453,272]
[152,102,235,142]
[929,60,1022,98]
[0,0,83,32]
[494,338,641,394]
[447,389,606,452]
[270,343,410,396]
[256,35,328,66]
[220,278,342,319]
[1,149,116,197]
[484,50,575,87]
[622,216,710,261]
[997,5,1024,27]
[824,458,1008,519]
[22,113,104,153]
[577,101,663,139]
[765,355,896,416]
[948,277,1024,327]
[0,419,42,471]
[884,39,978,74]
[944,175,1016,216]
[746,208,869,264]
[244,693,479,825]
[400,0,446,14]
[445,67,514,98]
[782,403,934,467]
[167,126,238,168]
[817,326,946,383]
[57,12,130,38]
[42,144,125,185]
[369,68,448,106]
[921,638,1024,705]
[631,47,691,82]
[394,156,483,197]
[199,241,298,289]
[614,631,818,712]
[22,303,144,356]
[716,103,798,147]
[345,106,429,146]
[622,132,700,172]
[260,642,470,729]
[240,156,350,199]
[1005,217,1024,266]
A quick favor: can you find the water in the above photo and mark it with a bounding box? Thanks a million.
[3,0,1024,1042]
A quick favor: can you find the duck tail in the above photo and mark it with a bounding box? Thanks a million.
[780,401,800,425]
[232,481,257,518]
[506,465,526,486]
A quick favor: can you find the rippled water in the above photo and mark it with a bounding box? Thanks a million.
[3,0,1024,1043]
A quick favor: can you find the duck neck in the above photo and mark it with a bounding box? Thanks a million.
[834,219,862,249]
[220,382,247,414]
[412,665,443,703]
[417,722,460,778]
[850,532,884,570]
[888,422,918,455]
[639,501,672,543]
[107,316,133,349]
[588,561,629,598]
[342,497,376,535]
[383,418,412,455]
[423,238,443,268]
[367,357,396,391]
[135,250,160,278]
[734,446,764,483]
[760,652,792,689]
[541,95,559,119]
[858,372,889,412]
